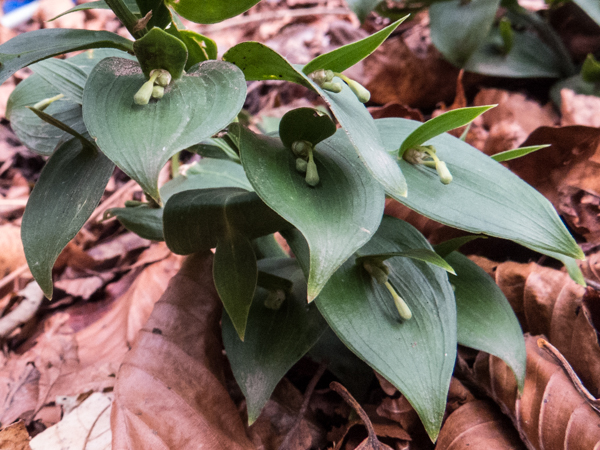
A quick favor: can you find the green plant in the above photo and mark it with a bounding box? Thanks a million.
[0,0,585,441]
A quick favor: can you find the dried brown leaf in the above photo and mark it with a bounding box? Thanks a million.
[110,251,254,450]
[0,225,26,278]
[470,334,600,450]
[0,421,31,450]
[435,400,525,450]
[471,256,600,398]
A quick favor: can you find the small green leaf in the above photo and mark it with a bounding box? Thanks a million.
[49,0,140,21]
[133,27,188,80]
[26,106,95,152]
[22,139,115,298]
[302,17,407,75]
[279,108,336,149]
[30,58,87,104]
[134,0,172,29]
[0,29,134,85]
[170,29,218,69]
[223,42,311,86]
[399,106,495,156]
[214,232,257,340]
[284,216,457,441]
[222,258,327,423]
[357,249,456,275]
[491,144,550,162]
[582,53,600,83]
[82,57,246,202]
[163,187,289,255]
[234,124,385,301]
[429,0,501,67]
[447,251,526,392]
[165,0,261,24]
[433,235,484,258]
[379,118,584,261]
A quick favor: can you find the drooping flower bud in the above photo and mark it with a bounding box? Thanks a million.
[363,260,390,285]
[385,281,412,321]
[321,81,342,93]
[292,140,311,158]
[152,85,165,99]
[264,289,286,310]
[305,159,319,187]
[134,80,154,105]
[150,69,172,87]
[344,78,371,103]
[32,94,64,111]
[435,160,453,185]
[296,158,308,173]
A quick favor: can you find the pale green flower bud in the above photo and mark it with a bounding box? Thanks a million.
[264,289,286,310]
[363,260,390,285]
[292,140,311,158]
[345,78,370,103]
[152,85,165,99]
[305,159,319,186]
[296,158,308,173]
[385,281,412,320]
[321,81,342,93]
[150,69,172,87]
[134,80,154,105]
[309,69,334,85]
[32,94,64,111]
[436,161,453,185]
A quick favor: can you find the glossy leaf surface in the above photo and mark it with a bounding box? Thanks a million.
[133,27,188,79]
[166,0,261,24]
[223,258,327,422]
[0,29,133,84]
[214,232,257,340]
[21,139,114,298]
[447,251,526,391]
[234,124,385,301]
[82,57,246,202]
[284,216,457,441]
[378,118,583,260]
[163,187,289,255]
[302,17,406,75]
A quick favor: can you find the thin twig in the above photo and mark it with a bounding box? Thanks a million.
[278,362,327,450]
[0,198,28,207]
[200,7,351,32]
[0,281,44,338]
[87,179,138,224]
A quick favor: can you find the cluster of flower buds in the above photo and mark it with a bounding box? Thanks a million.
[264,289,286,310]
[292,140,319,187]
[134,69,172,105]
[308,69,371,103]
[403,145,453,185]
[362,259,412,321]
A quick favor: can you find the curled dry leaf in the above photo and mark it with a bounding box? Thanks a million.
[470,255,600,397]
[435,400,526,450]
[467,334,600,450]
[111,251,254,450]
[508,125,600,244]
[0,421,31,450]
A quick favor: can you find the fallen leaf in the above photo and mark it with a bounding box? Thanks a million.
[0,421,31,450]
[468,334,600,450]
[435,400,526,450]
[110,251,255,449]
[29,392,112,450]
[561,89,600,127]
[0,224,26,278]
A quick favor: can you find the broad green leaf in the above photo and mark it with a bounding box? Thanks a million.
[284,216,457,441]
[463,27,564,78]
[356,249,456,274]
[345,0,383,22]
[279,107,336,149]
[132,27,188,79]
[165,0,261,24]
[0,29,134,85]
[49,0,140,20]
[171,30,218,69]
[82,57,246,202]
[30,58,87,104]
[223,258,327,423]
[433,235,484,258]
[223,42,311,86]
[446,251,526,391]
[574,0,600,27]
[214,232,257,340]
[491,144,550,162]
[542,250,586,287]
[6,49,134,156]
[190,137,240,161]
[163,187,289,255]
[378,118,584,261]
[21,139,114,298]
[399,106,495,156]
[27,106,95,152]
[224,43,408,198]
[234,124,385,301]
[429,0,501,67]
[302,17,406,75]
[107,158,252,240]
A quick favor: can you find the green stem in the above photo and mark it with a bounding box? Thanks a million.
[171,153,180,178]
[104,0,144,39]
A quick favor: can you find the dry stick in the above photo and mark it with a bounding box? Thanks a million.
[278,362,327,450]
[0,198,28,207]
[0,282,44,338]
[330,381,381,445]
[200,7,351,32]
[537,338,600,414]
[0,263,30,292]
